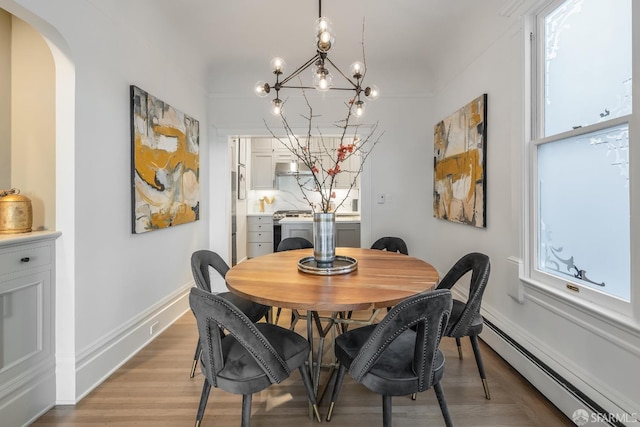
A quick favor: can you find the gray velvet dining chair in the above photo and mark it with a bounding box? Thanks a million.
[274,237,313,327]
[189,287,321,427]
[436,252,491,399]
[189,250,270,378]
[370,236,409,255]
[326,289,454,427]
[277,236,314,252]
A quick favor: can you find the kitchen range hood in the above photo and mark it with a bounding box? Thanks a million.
[275,161,313,176]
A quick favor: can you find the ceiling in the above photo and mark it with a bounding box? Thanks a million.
[142,0,514,97]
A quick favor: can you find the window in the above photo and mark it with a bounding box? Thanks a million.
[528,0,633,309]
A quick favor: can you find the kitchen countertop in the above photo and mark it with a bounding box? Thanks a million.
[279,215,360,223]
[246,212,361,223]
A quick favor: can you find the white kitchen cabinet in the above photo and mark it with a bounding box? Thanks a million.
[250,138,278,190]
[251,138,275,190]
[0,232,60,427]
[250,152,275,190]
[247,215,273,258]
[251,138,275,152]
[249,136,360,190]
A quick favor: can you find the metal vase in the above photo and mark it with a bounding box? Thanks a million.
[313,212,336,267]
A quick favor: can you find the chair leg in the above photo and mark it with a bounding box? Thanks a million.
[241,394,252,427]
[455,337,463,359]
[298,365,321,422]
[275,307,282,325]
[382,395,392,427]
[469,335,491,399]
[195,380,211,427]
[326,363,347,421]
[433,382,453,427]
[190,340,202,378]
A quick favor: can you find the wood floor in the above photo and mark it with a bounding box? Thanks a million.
[32,310,572,427]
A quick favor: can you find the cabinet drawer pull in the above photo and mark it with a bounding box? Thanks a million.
[21,257,31,263]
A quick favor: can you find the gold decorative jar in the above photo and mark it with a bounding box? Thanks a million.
[0,189,33,234]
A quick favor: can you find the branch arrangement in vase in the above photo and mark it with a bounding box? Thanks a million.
[266,93,383,213]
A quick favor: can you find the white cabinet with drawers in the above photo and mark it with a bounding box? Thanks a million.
[0,231,60,427]
[247,215,273,258]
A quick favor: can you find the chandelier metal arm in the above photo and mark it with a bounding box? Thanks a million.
[278,54,321,87]
[324,56,360,90]
[277,85,317,90]
[278,85,357,91]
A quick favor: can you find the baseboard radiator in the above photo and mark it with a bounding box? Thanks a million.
[483,319,623,427]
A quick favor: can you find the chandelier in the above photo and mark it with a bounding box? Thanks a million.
[254,0,379,117]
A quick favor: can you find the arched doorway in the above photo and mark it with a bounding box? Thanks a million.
[0,1,77,421]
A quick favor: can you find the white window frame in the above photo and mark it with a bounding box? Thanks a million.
[522,0,639,321]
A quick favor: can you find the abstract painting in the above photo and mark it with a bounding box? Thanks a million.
[433,94,487,228]
[130,85,200,234]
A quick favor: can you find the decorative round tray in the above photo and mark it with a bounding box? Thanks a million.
[297,255,358,275]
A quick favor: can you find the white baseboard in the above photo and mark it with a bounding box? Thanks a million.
[71,284,192,403]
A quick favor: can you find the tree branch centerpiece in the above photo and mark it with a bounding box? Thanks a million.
[267,95,383,269]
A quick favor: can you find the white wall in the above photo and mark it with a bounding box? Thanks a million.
[1,0,638,422]
[0,0,215,407]
[363,95,433,252]
[426,5,640,423]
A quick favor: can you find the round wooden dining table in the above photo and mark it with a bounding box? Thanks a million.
[225,247,440,313]
[226,247,440,409]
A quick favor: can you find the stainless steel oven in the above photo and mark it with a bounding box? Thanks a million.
[272,210,312,251]
[273,217,281,252]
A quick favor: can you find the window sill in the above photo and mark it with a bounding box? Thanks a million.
[519,274,640,336]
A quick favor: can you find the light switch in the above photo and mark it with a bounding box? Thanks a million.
[377,193,386,204]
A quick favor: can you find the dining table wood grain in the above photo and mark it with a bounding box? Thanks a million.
[225,247,439,312]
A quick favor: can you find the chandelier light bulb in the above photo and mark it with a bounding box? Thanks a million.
[354,100,365,117]
[365,85,380,101]
[314,17,334,52]
[314,17,332,34]
[350,62,365,79]
[254,81,270,98]
[313,69,333,92]
[271,99,283,116]
[319,31,332,49]
[270,57,286,74]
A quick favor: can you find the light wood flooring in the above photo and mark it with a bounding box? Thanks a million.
[32,310,572,426]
